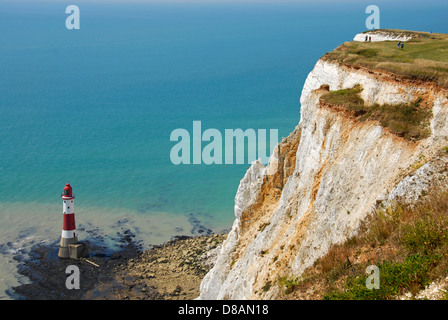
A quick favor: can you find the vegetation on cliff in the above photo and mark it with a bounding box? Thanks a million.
[320,84,433,140]
[323,29,448,88]
[277,181,448,300]
[199,30,448,300]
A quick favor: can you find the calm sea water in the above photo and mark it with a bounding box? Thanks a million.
[0,0,447,298]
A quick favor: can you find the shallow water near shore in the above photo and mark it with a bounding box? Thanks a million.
[0,201,224,299]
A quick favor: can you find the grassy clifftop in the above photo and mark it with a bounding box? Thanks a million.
[323,29,448,88]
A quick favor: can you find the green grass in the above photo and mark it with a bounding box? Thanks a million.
[320,84,364,110]
[320,85,432,140]
[328,190,448,299]
[323,29,448,88]
[324,253,440,300]
[400,212,448,255]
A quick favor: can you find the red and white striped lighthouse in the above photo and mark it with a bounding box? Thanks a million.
[58,183,79,258]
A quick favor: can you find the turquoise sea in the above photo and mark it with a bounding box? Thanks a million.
[0,0,447,298]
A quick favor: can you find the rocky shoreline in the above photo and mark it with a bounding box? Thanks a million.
[11,231,227,300]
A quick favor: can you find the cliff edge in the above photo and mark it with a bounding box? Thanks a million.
[199,30,448,300]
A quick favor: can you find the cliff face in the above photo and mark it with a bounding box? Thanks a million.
[199,55,448,299]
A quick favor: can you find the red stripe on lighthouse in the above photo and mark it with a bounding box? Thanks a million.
[62,213,76,231]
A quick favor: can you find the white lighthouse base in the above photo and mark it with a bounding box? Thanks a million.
[58,237,89,259]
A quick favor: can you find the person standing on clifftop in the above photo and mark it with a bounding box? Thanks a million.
[365,35,368,41]
[398,41,401,48]
[369,36,371,42]
[401,43,404,50]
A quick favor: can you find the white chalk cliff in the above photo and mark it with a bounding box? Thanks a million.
[199,37,448,300]
[353,31,411,42]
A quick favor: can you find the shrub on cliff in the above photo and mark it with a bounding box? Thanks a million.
[320,85,432,140]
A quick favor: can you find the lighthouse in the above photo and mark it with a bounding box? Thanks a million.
[58,183,88,259]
